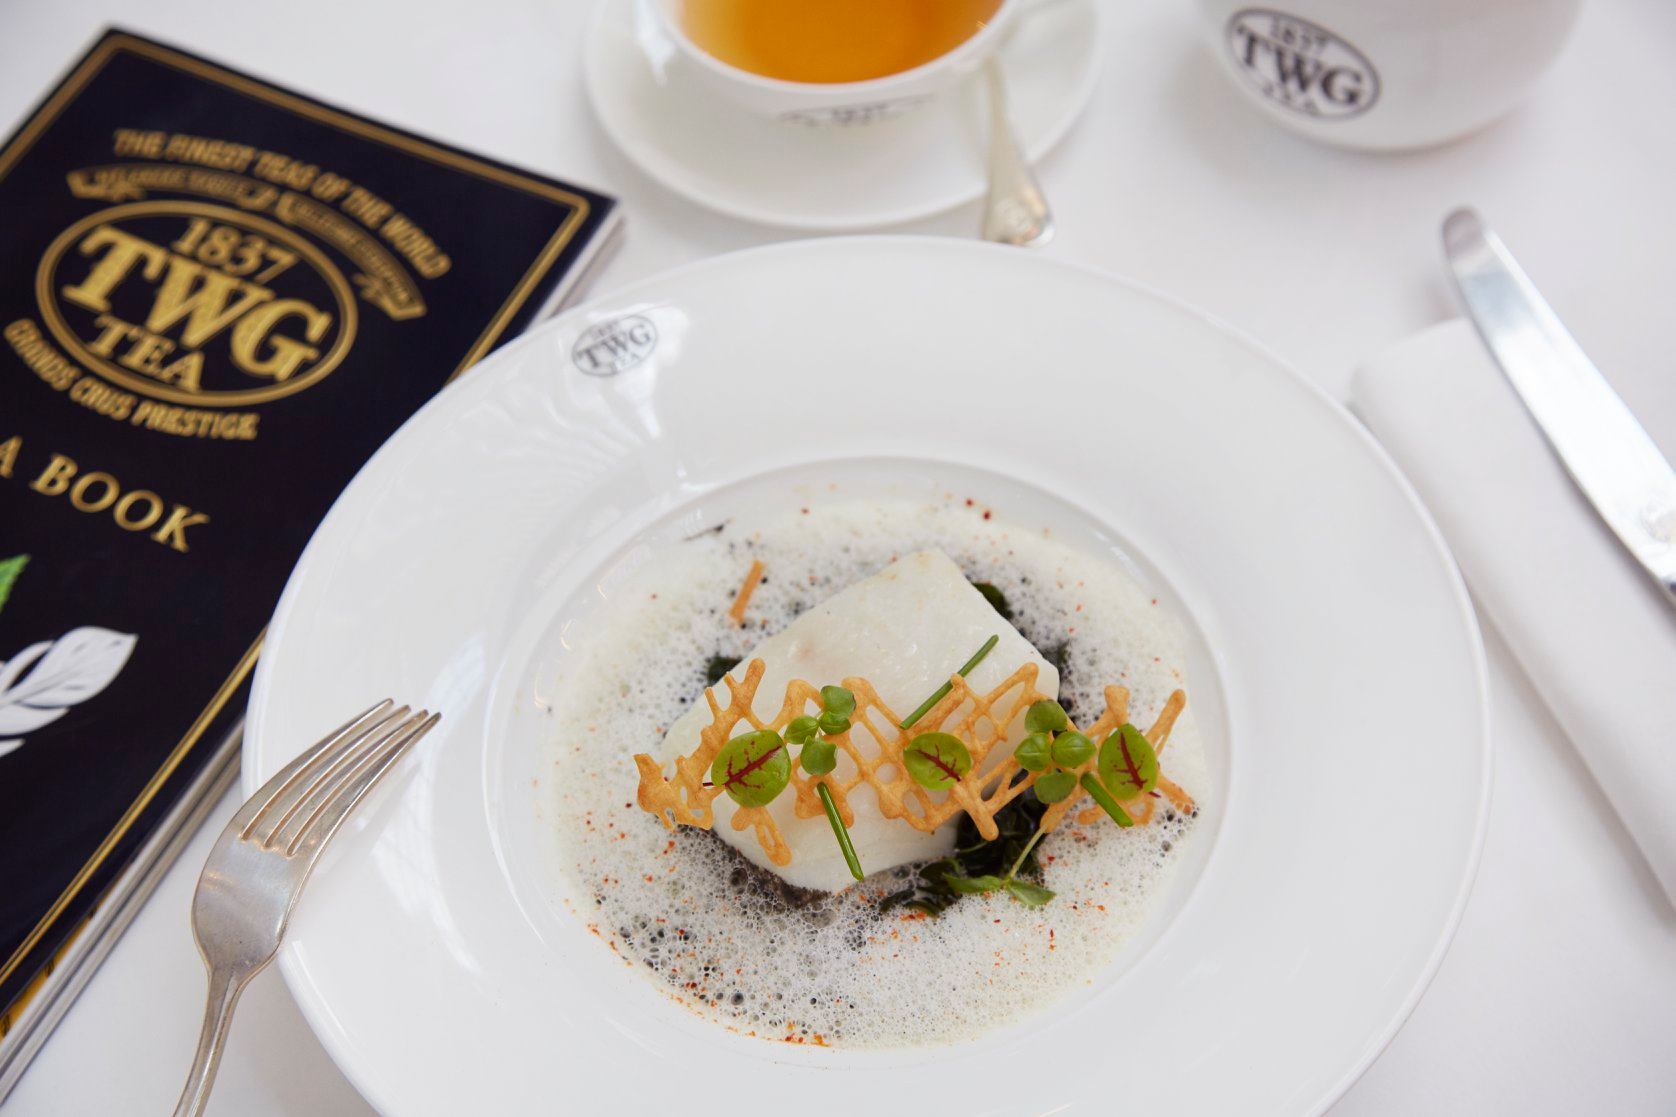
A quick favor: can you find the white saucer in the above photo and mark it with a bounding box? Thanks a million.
[582,0,1102,230]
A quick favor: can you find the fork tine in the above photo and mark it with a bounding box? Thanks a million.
[288,712,439,857]
[242,704,409,842]
[253,707,415,849]
[231,700,393,832]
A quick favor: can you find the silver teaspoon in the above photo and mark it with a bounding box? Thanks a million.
[980,55,1053,247]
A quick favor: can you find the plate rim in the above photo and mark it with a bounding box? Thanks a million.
[247,234,1492,1117]
[579,0,1104,231]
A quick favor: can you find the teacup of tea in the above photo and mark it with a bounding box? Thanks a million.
[652,0,1030,125]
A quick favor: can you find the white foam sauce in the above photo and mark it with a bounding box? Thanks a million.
[546,497,1207,1047]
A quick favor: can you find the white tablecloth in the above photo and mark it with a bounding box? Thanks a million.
[6,1,1675,1113]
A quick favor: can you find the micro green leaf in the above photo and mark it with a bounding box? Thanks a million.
[785,715,820,745]
[800,738,837,775]
[1051,730,1094,769]
[1098,723,1160,800]
[1033,770,1077,803]
[1024,699,1068,736]
[710,729,790,808]
[820,685,856,719]
[926,870,1056,907]
[1002,878,1055,907]
[817,710,851,736]
[944,873,1006,894]
[1013,731,1052,772]
[903,732,973,790]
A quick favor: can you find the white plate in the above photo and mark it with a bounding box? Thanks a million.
[582,0,1101,229]
[247,238,1489,1116]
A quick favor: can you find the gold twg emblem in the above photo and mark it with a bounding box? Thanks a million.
[35,200,357,407]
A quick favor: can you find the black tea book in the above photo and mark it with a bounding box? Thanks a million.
[0,28,619,1093]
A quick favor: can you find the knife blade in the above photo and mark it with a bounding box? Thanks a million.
[1442,207,1676,610]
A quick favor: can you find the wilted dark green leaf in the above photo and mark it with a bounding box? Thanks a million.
[704,655,741,687]
[971,581,1012,621]
[944,873,1005,894]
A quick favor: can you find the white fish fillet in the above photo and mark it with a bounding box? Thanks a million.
[660,550,1058,892]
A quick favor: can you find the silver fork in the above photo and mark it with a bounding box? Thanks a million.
[172,700,439,1117]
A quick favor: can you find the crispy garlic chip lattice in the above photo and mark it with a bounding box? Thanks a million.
[634,658,1194,869]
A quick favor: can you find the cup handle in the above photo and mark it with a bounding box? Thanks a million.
[996,0,1073,50]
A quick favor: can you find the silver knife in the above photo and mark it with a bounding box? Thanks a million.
[1442,206,1676,610]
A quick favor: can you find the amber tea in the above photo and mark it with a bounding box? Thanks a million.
[677,0,1007,84]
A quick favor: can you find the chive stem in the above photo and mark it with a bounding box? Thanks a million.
[899,634,1000,729]
[817,782,864,881]
[1079,772,1134,828]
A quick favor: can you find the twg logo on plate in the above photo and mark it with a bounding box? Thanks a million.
[572,314,657,376]
[1225,9,1380,120]
[35,199,357,407]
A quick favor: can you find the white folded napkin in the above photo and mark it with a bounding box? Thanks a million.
[1353,320,1676,906]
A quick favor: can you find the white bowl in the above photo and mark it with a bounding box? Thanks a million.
[247,237,1489,1116]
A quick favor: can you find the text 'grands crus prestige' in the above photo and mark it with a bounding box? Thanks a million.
[6,319,259,441]
[0,436,210,553]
